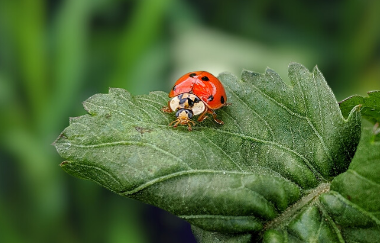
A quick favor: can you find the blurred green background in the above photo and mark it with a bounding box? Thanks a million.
[0,0,379,242]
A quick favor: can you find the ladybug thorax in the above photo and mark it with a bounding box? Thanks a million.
[169,93,206,116]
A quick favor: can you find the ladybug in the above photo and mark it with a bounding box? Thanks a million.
[162,71,227,130]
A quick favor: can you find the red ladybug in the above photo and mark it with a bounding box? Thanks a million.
[162,71,228,130]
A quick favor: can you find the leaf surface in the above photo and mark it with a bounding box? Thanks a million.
[263,121,380,243]
[54,63,366,242]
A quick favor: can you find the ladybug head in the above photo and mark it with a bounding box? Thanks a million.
[168,108,196,131]
[175,109,193,124]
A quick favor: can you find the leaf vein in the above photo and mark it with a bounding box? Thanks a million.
[348,169,380,188]
[327,191,380,225]
[219,109,244,133]
[85,101,141,121]
[62,141,186,165]
[312,71,325,136]
[137,96,166,108]
[214,129,325,181]
[121,170,257,195]
[316,199,345,243]
[201,133,243,171]
[226,85,275,140]
[248,83,333,174]
[179,215,257,220]
[69,163,124,189]
[117,92,153,121]
[170,131,209,166]
[135,97,170,121]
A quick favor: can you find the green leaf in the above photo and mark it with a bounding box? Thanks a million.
[339,90,380,124]
[328,120,380,219]
[192,225,252,243]
[54,63,364,241]
[261,122,380,243]
[319,120,380,242]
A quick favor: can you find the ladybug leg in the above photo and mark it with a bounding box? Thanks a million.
[197,107,209,123]
[189,120,195,131]
[187,122,192,131]
[209,109,224,125]
[161,101,173,113]
[187,120,196,131]
[169,119,179,128]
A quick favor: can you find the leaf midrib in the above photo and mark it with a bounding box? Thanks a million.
[262,183,330,231]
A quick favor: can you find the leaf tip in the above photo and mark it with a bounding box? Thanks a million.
[288,62,315,77]
[52,131,68,146]
[218,71,238,80]
[60,161,69,167]
[82,100,92,114]
[241,69,261,82]
[368,90,380,96]
[69,116,80,124]
[288,62,304,70]
[312,64,324,77]
[264,66,278,76]
[108,87,130,96]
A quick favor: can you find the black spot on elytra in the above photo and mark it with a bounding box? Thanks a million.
[208,95,214,101]
[172,85,176,91]
[220,96,225,104]
[189,73,196,77]
[201,76,209,81]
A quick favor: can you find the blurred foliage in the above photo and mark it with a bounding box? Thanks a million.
[0,0,379,242]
